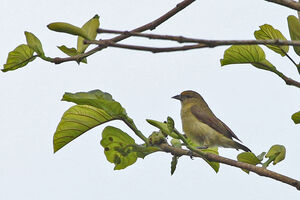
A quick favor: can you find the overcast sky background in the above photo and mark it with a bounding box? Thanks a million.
[1,0,300,199]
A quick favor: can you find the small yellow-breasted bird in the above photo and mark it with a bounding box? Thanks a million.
[172,90,251,152]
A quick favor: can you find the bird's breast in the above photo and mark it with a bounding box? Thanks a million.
[180,107,229,147]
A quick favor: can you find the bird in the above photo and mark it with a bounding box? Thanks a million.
[172,90,251,152]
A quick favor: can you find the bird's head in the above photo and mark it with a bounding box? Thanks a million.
[172,90,206,106]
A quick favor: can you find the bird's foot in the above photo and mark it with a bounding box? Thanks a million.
[187,150,194,160]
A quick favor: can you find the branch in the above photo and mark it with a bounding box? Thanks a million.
[266,0,300,11]
[51,0,196,64]
[97,28,300,47]
[159,143,300,190]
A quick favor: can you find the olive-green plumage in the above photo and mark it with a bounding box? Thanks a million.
[173,90,251,152]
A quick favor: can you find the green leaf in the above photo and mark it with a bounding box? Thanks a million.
[148,131,167,146]
[170,139,182,148]
[256,152,266,161]
[57,45,87,64]
[237,152,261,173]
[53,105,114,153]
[24,31,44,56]
[100,126,137,170]
[2,44,36,72]
[220,45,265,65]
[265,145,286,165]
[254,24,289,56]
[146,119,180,139]
[47,22,90,40]
[171,156,178,175]
[292,111,300,124]
[167,116,175,133]
[62,90,126,117]
[220,45,278,72]
[77,14,100,53]
[287,15,300,56]
[58,45,78,56]
[201,147,220,173]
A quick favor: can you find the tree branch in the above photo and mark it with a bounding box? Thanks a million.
[97,28,300,47]
[51,0,196,64]
[265,0,300,11]
[159,143,300,190]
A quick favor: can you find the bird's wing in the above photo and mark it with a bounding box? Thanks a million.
[191,105,242,142]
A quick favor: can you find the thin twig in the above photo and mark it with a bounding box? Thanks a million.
[97,28,300,47]
[85,40,206,53]
[86,38,300,52]
[51,0,196,64]
[159,143,300,190]
[265,0,300,11]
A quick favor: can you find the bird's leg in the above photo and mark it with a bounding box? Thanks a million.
[197,146,208,150]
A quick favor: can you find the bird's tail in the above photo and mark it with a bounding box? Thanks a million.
[234,141,251,152]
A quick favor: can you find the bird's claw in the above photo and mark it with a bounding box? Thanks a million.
[187,150,194,160]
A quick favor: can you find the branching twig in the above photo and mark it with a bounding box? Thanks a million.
[97,28,300,47]
[51,0,196,64]
[50,0,300,90]
[159,143,300,190]
[266,0,300,11]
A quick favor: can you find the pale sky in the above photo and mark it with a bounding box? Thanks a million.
[1,0,300,199]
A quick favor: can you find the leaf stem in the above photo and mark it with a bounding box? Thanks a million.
[262,154,278,168]
[122,116,149,145]
[280,49,300,75]
[173,129,207,157]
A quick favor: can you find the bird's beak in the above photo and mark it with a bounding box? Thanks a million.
[172,94,181,101]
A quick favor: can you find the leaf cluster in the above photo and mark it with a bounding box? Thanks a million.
[2,15,100,72]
